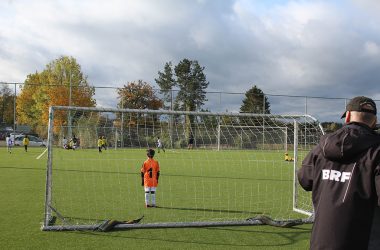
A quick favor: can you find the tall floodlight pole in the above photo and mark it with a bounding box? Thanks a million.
[262,94,265,148]
[13,83,16,132]
[170,88,173,148]
[121,98,124,148]
[67,70,72,139]
[305,96,308,148]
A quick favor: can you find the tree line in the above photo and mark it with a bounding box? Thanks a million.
[0,55,270,136]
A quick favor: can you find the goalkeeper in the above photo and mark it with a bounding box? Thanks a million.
[140,148,160,208]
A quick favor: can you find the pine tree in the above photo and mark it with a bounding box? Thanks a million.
[240,85,270,114]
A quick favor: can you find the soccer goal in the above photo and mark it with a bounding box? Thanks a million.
[42,106,324,231]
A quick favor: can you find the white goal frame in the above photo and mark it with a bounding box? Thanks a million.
[42,106,323,231]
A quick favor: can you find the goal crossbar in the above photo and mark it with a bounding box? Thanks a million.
[47,105,317,120]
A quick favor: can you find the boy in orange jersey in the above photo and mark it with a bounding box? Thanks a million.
[140,148,160,208]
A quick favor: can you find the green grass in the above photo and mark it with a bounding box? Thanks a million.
[0,146,311,249]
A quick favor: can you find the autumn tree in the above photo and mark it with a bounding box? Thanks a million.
[17,56,96,136]
[117,80,163,110]
[116,80,163,126]
[240,85,270,114]
[0,84,14,126]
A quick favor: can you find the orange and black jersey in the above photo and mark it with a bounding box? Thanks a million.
[140,158,160,187]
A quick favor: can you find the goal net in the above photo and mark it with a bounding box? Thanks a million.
[217,125,288,151]
[42,106,323,231]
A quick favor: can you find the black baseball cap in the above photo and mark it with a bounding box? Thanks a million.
[341,96,377,118]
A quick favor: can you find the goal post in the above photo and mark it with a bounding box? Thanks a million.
[42,106,323,231]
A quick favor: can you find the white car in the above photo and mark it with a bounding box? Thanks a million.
[14,135,47,147]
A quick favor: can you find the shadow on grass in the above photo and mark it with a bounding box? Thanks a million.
[63,225,311,248]
[0,166,45,171]
[155,206,261,215]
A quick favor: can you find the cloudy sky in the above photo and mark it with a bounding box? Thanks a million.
[1,0,380,121]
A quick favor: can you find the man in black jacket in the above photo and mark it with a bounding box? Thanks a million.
[298,96,380,250]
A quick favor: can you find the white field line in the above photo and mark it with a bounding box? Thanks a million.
[36,148,48,160]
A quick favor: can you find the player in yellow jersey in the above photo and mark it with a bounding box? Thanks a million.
[140,148,160,208]
[23,135,30,152]
[284,152,294,161]
[101,136,107,150]
[98,136,103,153]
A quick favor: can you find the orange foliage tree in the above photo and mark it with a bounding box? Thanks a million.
[117,80,163,110]
[17,56,96,136]
[117,80,163,126]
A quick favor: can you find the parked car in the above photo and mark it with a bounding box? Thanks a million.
[10,132,24,139]
[14,135,46,147]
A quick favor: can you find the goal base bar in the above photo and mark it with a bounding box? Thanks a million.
[293,208,313,217]
[41,217,312,231]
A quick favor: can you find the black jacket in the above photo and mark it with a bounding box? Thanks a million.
[298,122,380,250]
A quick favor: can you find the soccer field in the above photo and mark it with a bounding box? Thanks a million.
[0,146,312,249]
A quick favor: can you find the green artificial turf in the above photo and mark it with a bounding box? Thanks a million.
[0,146,311,249]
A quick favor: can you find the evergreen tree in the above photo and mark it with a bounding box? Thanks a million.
[240,85,270,114]
[155,59,209,112]
[155,62,175,109]
[156,59,209,139]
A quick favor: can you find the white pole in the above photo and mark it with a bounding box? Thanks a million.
[217,123,220,151]
[44,107,55,226]
[285,127,288,152]
[293,120,299,211]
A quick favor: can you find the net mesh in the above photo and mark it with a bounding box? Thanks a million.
[43,107,323,230]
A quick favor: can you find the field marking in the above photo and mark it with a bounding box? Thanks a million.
[167,150,180,153]
[36,148,48,160]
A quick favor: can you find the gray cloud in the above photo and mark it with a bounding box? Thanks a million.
[1,0,380,122]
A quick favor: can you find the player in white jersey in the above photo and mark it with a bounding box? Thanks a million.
[6,134,13,153]
[156,137,165,153]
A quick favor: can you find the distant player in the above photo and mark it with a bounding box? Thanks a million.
[101,136,107,150]
[62,137,68,149]
[156,137,165,153]
[98,136,103,153]
[6,134,13,153]
[23,135,30,152]
[284,152,294,161]
[72,135,78,150]
[188,134,194,150]
[140,148,160,208]
[67,138,75,150]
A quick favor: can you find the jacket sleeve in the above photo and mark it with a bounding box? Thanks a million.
[375,163,380,207]
[297,150,315,191]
